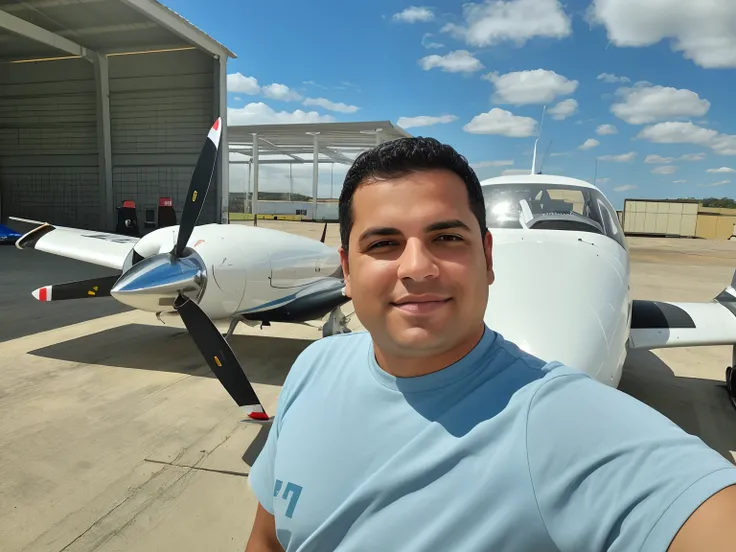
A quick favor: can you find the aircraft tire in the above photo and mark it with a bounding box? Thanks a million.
[727,366,736,411]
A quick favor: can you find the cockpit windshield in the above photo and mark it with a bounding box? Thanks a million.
[481,183,625,248]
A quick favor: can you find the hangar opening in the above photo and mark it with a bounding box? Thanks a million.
[0,0,234,232]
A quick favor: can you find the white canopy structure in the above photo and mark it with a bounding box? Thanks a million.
[228,121,412,221]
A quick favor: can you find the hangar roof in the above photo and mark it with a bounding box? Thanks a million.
[228,120,412,165]
[0,0,235,63]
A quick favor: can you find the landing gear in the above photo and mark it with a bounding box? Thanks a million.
[322,305,352,338]
[223,316,261,342]
[727,345,736,411]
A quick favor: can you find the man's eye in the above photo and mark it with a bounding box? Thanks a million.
[436,234,462,242]
[367,240,395,250]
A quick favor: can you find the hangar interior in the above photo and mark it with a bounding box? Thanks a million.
[228,121,412,222]
[0,0,233,232]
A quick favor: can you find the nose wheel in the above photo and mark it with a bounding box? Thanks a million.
[727,345,736,412]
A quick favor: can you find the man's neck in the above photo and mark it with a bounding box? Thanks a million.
[373,324,486,379]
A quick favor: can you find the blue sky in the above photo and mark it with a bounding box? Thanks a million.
[166,0,736,210]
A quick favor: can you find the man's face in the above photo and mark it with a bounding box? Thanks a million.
[339,168,494,358]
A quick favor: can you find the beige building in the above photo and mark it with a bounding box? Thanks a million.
[622,199,736,240]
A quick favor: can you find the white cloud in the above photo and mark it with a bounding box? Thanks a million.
[422,33,444,49]
[707,167,736,173]
[393,6,435,23]
[234,96,242,101]
[262,83,303,102]
[700,179,732,187]
[548,98,578,120]
[227,73,260,95]
[596,124,618,135]
[637,122,719,144]
[596,177,611,184]
[579,138,600,150]
[588,0,736,68]
[419,50,485,73]
[610,84,710,124]
[597,73,631,84]
[397,115,458,129]
[673,179,687,183]
[598,152,637,162]
[463,108,538,137]
[681,153,706,161]
[645,154,676,164]
[472,160,515,168]
[502,169,532,175]
[484,69,578,105]
[302,97,360,113]
[652,165,678,174]
[637,122,736,156]
[442,0,572,47]
[614,184,637,192]
[227,102,336,125]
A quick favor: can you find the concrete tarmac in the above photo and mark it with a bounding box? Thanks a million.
[1,223,736,552]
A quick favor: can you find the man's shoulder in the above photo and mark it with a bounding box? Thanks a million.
[279,331,372,400]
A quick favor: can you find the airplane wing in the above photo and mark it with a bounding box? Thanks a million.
[628,272,736,350]
[13,217,138,270]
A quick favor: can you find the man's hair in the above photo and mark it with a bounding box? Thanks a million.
[338,137,487,248]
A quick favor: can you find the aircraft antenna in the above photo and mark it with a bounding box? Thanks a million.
[593,157,598,185]
[531,105,547,175]
[538,139,553,174]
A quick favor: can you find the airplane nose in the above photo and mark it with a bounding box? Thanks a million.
[485,233,628,382]
[111,253,205,312]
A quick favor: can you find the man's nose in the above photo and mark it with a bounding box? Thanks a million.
[396,238,439,281]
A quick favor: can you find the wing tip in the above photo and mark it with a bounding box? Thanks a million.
[16,223,55,250]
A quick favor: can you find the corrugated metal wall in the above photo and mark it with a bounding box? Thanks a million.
[109,48,216,228]
[0,49,218,230]
[0,58,101,228]
[623,200,698,237]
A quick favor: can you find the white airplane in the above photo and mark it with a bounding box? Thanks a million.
[480,171,736,411]
[12,117,352,422]
[12,119,736,420]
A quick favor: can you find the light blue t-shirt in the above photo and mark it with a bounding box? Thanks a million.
[249,326,736,551]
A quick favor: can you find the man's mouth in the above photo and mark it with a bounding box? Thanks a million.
[390,296,452,315]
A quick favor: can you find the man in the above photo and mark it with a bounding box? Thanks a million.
[245,137,736,551]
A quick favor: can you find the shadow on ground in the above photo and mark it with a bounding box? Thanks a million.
[621,349,736,463]
[27,323,313,388]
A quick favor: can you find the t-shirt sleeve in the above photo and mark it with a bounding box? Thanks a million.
[526,371,736,552]
[248,413,280,514]
[247,338,331,514]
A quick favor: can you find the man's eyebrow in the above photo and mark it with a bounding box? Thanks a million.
[425,219,472,233]
[358,226,401,242]
[358,220,471,242]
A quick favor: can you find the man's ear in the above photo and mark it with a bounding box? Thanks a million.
[483,231,494,285]
[338,246,351,298]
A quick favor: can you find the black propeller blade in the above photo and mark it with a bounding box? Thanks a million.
[174,117,223,258]
[32,274,120,302]
[173,293,269,421]
[320,222,327,243]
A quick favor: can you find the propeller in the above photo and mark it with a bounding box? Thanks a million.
[174,118,222,258]
[31,275,120,302]
[115,117,268,420]
[174,294,268,420]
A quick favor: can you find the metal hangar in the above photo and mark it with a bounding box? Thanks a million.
[0,0,234,232]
